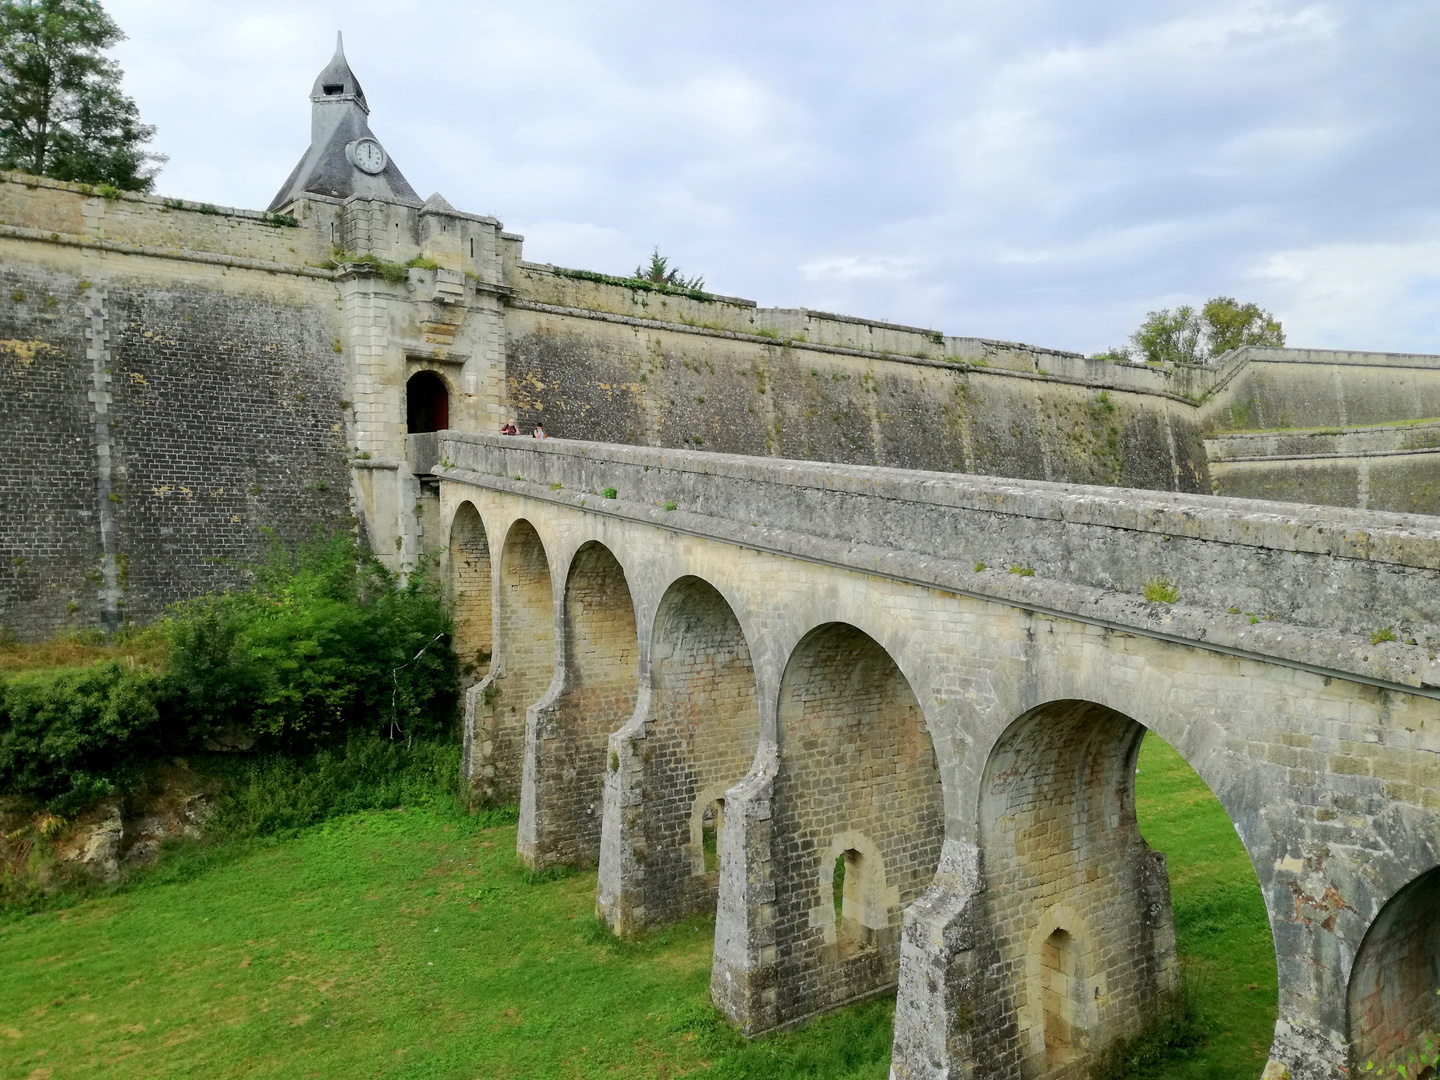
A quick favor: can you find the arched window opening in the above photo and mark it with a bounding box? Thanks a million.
[406,370,449,433]
[702,799,724,875]
[1348,866,1440,1073]
[1042,928,1083,1067]
[834,848,871,956]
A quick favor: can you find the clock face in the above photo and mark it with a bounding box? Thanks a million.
[349,138,386,175]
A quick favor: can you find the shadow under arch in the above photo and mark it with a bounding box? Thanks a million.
[469,518,554,805]
[518,539,638,869]
[596,574,761,934]
[447,501,492,689]
[1349,865,1440,1073]
[767,621,944,1028]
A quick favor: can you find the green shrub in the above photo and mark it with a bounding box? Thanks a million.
[0,533,458,811]
[163,533,456,750]
[0,662,167,811]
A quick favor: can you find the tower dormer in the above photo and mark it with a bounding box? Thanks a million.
[268,33,420,212]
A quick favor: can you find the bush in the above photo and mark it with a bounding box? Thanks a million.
[0,533,458,811]
[163,533,457,750]
[0,662,168,812]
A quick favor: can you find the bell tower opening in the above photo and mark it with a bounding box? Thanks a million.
[406,371,449,433]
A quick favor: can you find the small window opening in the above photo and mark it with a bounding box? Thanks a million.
[394,221,400,249]
[323,83,344,96]
[470,236,475,259]
[406,371,449,434]
[701,799,724,874]
[1042,928,1082,1067]
[834,849,871,956]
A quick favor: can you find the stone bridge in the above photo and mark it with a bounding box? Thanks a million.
[425,431,1440,1080]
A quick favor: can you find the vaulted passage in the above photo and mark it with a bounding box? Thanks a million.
[597,576,759,933]
[405,370,449,433]
[769,623,944,1025]
[518,541,638,869]
[979,701,1179,1079]
[448,502,492,689]
[470,519,553,804]
[1349,866,1440,1073]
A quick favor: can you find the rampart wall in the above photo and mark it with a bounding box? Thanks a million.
[3,169,1440,638]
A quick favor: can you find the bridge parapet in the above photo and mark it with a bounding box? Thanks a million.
[436,432,1440,696]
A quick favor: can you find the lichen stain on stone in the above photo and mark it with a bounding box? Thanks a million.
[0,338,55,366]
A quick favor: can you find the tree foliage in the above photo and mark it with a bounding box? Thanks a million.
[0,0,163,190]
[1094,296,1285,366]
[633,247,705,291]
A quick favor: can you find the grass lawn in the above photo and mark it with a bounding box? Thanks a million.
[0,733,1276,1079]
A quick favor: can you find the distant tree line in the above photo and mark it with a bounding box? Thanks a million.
[1096,297,1284,366]
[0,0,163,191]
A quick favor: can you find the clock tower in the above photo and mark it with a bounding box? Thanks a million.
[268,33,420,211]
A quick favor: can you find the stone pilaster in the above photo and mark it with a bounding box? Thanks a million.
[710,746,779,1035]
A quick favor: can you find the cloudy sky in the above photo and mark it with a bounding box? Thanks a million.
[104,1,1440,355]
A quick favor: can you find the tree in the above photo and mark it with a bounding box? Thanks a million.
[1201,296,1284,354]
[0,0,163,191]
[1094,296,1286,365]
[633,247,705,291]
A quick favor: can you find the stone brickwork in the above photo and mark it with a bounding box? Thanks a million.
[447,500,493,687]
[469,519,553,804]
[518,541,638,869]
[1347,867,1440,1070]
[597,576,760,933]
[763,623,945,1026]
[436,434,1440,1080]
[976,701,1178,1077]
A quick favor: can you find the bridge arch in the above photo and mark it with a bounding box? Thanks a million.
[446,500,492,688]
[976,700,1180,1074]
[597,574,760,933]
[763,621,945,1026]
[518,539,639,869]
[468,517,555,804]
[1348,865,1440,1073]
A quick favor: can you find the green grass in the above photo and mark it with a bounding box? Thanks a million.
[0,733,1273,1079]
[1134,733,1278,1078]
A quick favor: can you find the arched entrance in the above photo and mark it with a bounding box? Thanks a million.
[406,370,449,433]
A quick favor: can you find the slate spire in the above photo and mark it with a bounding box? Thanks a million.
[267,33,420,212]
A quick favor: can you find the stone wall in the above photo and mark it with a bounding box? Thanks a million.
[447,501,492,686]
[0,237,349,641]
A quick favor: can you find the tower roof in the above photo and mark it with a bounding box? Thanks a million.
[267,33,419,212]
[311,32,367,112]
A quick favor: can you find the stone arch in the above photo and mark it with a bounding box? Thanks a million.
[597,575,761,932]
[470,518,553,804]
[1348,865,1440,1073]
[447,501,492,689]
[518,540,638,869]
[769,621,945,1026]
[979,700,1180,1077]
[406,369,449,433]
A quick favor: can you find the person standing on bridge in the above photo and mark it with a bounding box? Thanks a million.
[533,422,547,439]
